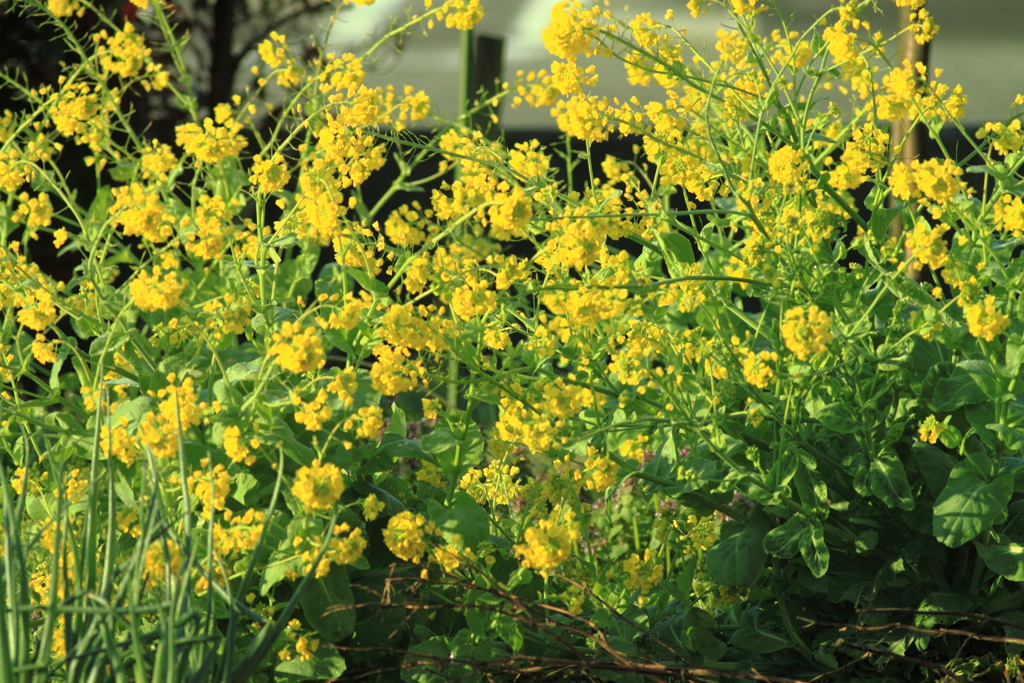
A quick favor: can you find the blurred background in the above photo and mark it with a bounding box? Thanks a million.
[326,0,1024,128]
[4,0,1022,131]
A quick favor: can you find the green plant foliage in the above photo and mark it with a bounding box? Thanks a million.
[3,0,1024,680]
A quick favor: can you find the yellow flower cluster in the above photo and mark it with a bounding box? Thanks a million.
[362,494,385,521]
[109,182,175,243]
[618,549,664,606]
[977,119,1024,156]
[16,286,59,332]
[297,523,367,578]
[14,192,53,233]
[267,322,326,374]
[183,194,236,260]
[129,254,186,312]
[514,506,580,577]
[143,539,183,590]
[211,508,266,558]
[175,103,246,164]
[767,146,808,192]
[249,154,291,194]
[740,348,779,389]
[293,389,333,432]
[781,306,832,361]
[369,344,423,395]
[291,459,345,512]
[904,220,949,271]
[188,462,231,519]
[918,414,946,444]
[223,425,259,466]
[137,374,205,459]
[964,296,1010,342]
[383,511,435,563]
[100,418,140,467]
[460,458,525,506]
[994,194,1024,237]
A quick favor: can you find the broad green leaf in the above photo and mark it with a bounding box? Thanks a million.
[427,491,490,549]
[271,421,316,467]
[275,653,347,680]
[957,359,1003,399]
[300,566,355,642]
[974,541,1024,580]
[930,367,986,411]
[813,403,860,434]
[111,396,155,432]
[389,405,407,436]
[657,232,695,278]
[342,266,389,297]
[634,246,664,278]
[49,339,70,391]
[869,205,902,244]
[1004,500,1024,542]
[422,422,483,478]
[868,450,915,510]
[765,449,798,492]
[377,432,436,465]
[232,472,258,505]
[912,443,955,498]
[113,469,135,506]
[933,463,1014,547]
[705,510,770,587]
[225,359,262,383]
[729,627,790,654]
[261,555,303,595]
[687,627,727,661]
[763,513,829,578]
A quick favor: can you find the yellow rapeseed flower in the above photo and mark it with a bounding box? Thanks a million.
[514,506,580,577]
[267,322,326,374]
[965,296,1010,341]
[781,306,832,361]
[383,510,434,562]
[291,459,345,512]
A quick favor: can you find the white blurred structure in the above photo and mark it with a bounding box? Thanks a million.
[325,0,1024,129]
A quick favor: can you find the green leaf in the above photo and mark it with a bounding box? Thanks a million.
[275,247,321,301]
[111,396,156,432]
[657,232,695,278]
[688,626,727,661]
[389,405,407,436]
[377,432,435,464]
[427,491,490,549]
[974,541,1024,581]
[232,472,258,505]
[226,359,262,383]
[113,469,135,506]
[49,339,70,391]
[705,510,770,587]
[869,205,903,245]
[763,513,830,578]
[261,555,303,595]
[813,403,860,434]
[422,422,483,478]
[271,421,316,466]
[931,367,987,411]
[342,266,389,297]
[957,359,1003,400]
[729,627,790,654]
[912,443,955,498]
[933,464,1014,547]
[275,653,347,680]
[765,449,798,492]
[300,566,355,642]
[868,450,915,511]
